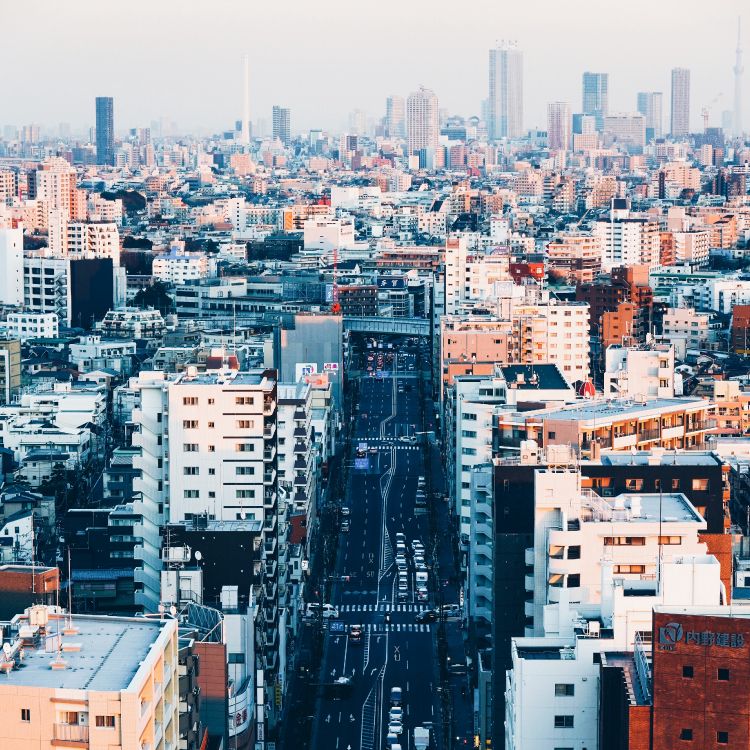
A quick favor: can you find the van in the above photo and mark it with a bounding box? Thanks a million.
[305,603,339,619]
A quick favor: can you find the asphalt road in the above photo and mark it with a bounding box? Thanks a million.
[310,343,446,750]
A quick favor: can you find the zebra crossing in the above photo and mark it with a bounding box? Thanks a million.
[338,603,428,613]
[326,622,431,633]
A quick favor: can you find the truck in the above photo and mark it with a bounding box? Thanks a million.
[414,726,430,749]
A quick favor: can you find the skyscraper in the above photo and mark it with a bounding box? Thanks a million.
[406,86,439,155]
[547,102,571,151]
[734,17,744,138]
[488,42,523,139]
[240,55,250,144]
[582,72,609,131]
[637,91,664,140]
[95,96,114,165]
[386,95,406,139]
[670,68,691,137]
[272,105,291,145]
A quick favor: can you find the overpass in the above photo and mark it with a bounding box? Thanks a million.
[343,315,431,337]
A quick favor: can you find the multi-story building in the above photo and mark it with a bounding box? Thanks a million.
[604,343,679,399]
[152,247,209,284]
[582,71,609,130]
[406,86,439,155]
[0,312,59,341]
[336,284,378,316]
[637,90,664,139]
[0,338,21,404]
[662,306,721,351]
[489,42,524,139]
[0,605,181,750]
[69,335,136,376]
[0,226,23,306]
[670,67,691,137]
[385,95,406,138]
[546,233,602,283]
[272,106,291,145]
[99,308,166,339]
[547,101,571,151]
[593,203,660,270]
[96,96,115,165]
[603,112,646,153]
[23,255,70,324]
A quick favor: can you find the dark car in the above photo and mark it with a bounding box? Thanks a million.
[416,610,438,624]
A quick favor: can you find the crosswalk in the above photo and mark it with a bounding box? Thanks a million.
[338,603,428,613]
[326,622,431,633]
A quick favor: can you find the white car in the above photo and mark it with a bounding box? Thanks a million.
[389,707,403,722]
[388,720,403,736]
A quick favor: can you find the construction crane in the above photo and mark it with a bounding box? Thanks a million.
[701,92,724,131]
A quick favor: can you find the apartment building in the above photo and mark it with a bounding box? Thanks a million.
[0,226,23,306]
[593,203,660,271]
[546,233,602,283]
[0,605,181,750]
[604,343,679,399]
[69,335,136,376]
[0,312,59,341]
[152,248,209,284]
[0,338,21,405]
[662,306,721,351]
[99,308,166,339]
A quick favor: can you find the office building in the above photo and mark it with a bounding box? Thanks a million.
[272,106,291,145]
[582,72,609,130]
[637,90,664,140]
[386,95,406,138]
[95,96,114,165]
[670,68,691,136]
[547,101,571,151]
[0,226,23,306]
[0,605,181,750]
[603,113,646,153]
[488,42,524,139]
[406,86,440,155]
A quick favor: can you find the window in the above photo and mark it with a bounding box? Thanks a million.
[236,396,255,405]
[236,489,255,499]
[548,431,556,439]
[236,443,254,452]
[21,709,30,722]
[718,668,730,681]
[208,445,216,452]
[567,546,581,559]
[183,443,198,452]
[717,731,729,744]
[692,478,709,491]
[183,397,198,406]
[625,478,644,491]
[554,715,574,728]
[237,420,254,429]
[603,537,645,546]
[614,564,646,574]
[95,716,116,728]
[679,728,693,740]
[236,466,255,475]
[208,421,215,428]
[566,574,580,588]
[658,536,681,545]
[682,665,694,678]
[208,491,215,498]
[461,430,477,438]
[555,683,575,696]
[183,467,199,476]
[208,398,215,405]
[461,447,477,456]
[208,468,215,475]
[672,478,680,490]
[184,490,199,499]
[183,420,198,429]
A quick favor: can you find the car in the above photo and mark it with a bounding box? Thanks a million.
[412,541,424,552]
[388,721,403,736]
[395,532,406,542]
[340,520,350,532]
[417,590,429,602]
[386,733,399,748]
[341,506,350,516]
[397,562,407,573]
[439,604,462,617]
[306,603,339,618]
[349,625,363,643]
[395,552,406,563]
[398,435,417,444]
[416,610,438,624]
[398,581,408,593]
[389,706,403,722]
[391,686,403,704]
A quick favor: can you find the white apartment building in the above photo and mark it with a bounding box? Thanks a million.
[604,343,680,399]
[662,306,721,350]
[69,335,136,375]
[34,158,80,221]
[0,605,179,750]
[444,235,468,314]
[152,249,209,284]
[527,470,712,636]
[593,208,659,271]
[302,218,355,253]
[0,312,58,341]
[0,226,23,306]
[672,229,710,267]
[88,195,124,224]
[99,308,166,339]
[505,552,725,750]
[23,255,71,324]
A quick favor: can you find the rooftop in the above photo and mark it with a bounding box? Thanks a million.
[538,396,706,423]
[499,364,571,392]
[1,612,171,691]
[597,451,722,468]
[575,490,704,525]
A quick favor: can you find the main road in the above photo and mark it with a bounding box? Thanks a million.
[310,339,446,750]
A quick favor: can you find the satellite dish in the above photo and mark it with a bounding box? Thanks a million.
[194,550,202,561]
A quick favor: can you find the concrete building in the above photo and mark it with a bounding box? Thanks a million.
[547,102,571,151]
[0,338,21,405]
[0,227,23,306]
[385,95,406,138]
[96,96,115,165]
[489,42,524,139]
[272,106,291,145]
[603,113,646,153]
[604,343,680,399]
[662,307,721,351]
[406,86,440,155]
[582,72,609,130]
[593,204,660,271]
[0,605,180,750]
[69,335,136,376]
[637,90,664,139]
[670,68,691,137]
[99,308,166,339]
[0,312,58,341]
[152,248,209,284]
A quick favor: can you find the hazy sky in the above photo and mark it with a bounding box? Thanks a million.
[3,0,749,136]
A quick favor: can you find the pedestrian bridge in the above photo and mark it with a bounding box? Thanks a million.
[343,316,431,337]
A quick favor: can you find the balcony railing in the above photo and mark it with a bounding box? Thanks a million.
[53,725,90,744]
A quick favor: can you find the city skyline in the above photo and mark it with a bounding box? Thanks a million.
[2,0,748,135]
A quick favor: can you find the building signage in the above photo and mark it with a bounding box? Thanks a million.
[658,621,746,651]
[329,620,346,633]
[323,362,339,372]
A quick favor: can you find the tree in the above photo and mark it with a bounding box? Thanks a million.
[132,281,175,315]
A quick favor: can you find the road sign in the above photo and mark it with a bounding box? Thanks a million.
[329,620,346,633]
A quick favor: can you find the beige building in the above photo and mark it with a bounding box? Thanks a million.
[0,605,179,750]
[0,337,22,404]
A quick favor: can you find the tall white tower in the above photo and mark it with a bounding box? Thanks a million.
[735,18,744,138]
[241,54,250,144]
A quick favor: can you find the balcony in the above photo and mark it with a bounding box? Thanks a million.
[548,557,580,575]
[53,725,90,744]
[294,455,309,470]
[263,446,276,462]
[263,423,276,439]
[263,468,277,485]
[293,425,308,438]
[264,489,277,509]
[293,441,307,454]
[524,600,534,618]
[263,399,276,416]
[294,473,307,487]
[524,574,534,591]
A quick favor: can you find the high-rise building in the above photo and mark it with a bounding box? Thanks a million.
[488,42,524,139]
[386,95,406,138]
[582,71,609,131]
[272,105,291,145]
[734,17,744,137]
[670,67,691,136]
[406,86,440,154]
[547,101,572,151]
[95,96,114,165]
[603,112,647,154]
[637,91,664,140]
